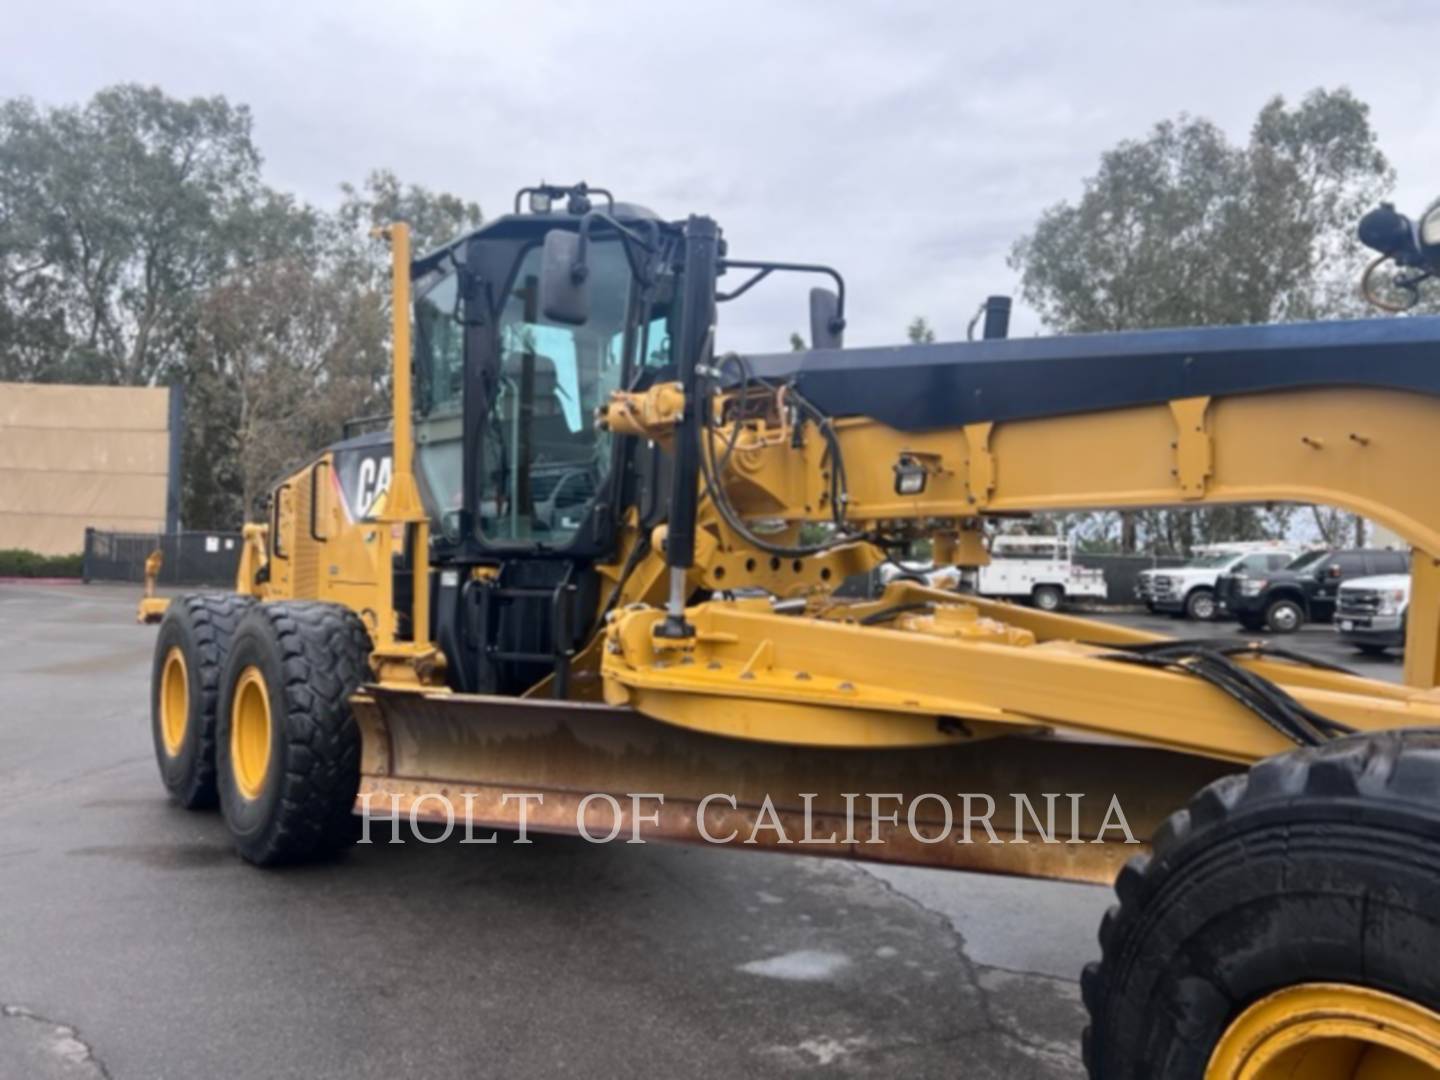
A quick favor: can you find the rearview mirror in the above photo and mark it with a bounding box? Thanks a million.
[539,229,589,325]
[809,288,845,350]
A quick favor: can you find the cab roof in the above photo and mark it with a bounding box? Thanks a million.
[411,200,662,279]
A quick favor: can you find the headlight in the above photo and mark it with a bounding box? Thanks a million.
[1423,200,1440,249]
[1378,588,1407,616]
[1240,578,1266,596]
[893,455,928,496]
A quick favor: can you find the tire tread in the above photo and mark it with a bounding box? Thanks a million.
[220,601,371,866]
[1082,729,1440,1078]
[153,592,255,807]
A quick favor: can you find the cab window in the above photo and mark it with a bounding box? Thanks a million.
[1368,551,1408,575]
[416,271,463,415]
[479,238,633,546]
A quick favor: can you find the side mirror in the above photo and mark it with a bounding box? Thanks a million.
[809,287,845,350]
[539,229,589,325]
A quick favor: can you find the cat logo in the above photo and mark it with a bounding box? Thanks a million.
[354,454,393,519]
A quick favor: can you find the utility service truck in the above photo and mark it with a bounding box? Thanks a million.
[971,534,1107,611]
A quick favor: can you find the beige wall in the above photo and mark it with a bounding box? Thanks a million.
[0,382,173,555]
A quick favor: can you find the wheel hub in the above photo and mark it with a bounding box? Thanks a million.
[1207,983,1440,1079]
[230,666,272,801]
[160,646,189,757]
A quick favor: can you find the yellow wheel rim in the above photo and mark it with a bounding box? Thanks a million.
[230,666,272,801]
[1207,983,1440,1079]
[160,647,189,757]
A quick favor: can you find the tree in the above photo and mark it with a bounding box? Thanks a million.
[1012,88,1390,333]
[906,316,936,344]
[0,85,267,386]
[788,332,806,351]
[0,83,490,528]
[1010,87,1391,552]
[185,254,387,525]
[336,169,483,287]
[184,174,482,526]
[1310,506,1367,548]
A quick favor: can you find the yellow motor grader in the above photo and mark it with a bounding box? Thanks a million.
[147,182,1440,1077]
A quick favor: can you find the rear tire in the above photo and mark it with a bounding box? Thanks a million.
[1081,731,1440,1078]
[1263,597,1304,634]
[149,593,255,808]
[1031,584,1064,612]
[216,602,371,866]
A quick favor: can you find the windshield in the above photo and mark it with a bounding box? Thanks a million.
[1285,550,1326,571]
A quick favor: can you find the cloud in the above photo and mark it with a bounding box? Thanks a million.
[3,0,1437,350]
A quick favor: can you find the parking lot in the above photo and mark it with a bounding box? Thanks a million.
[0,583,1402,1079]
[1103,608,1406,681]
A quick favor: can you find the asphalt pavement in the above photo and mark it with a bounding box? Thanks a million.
[0,584,1403,1079]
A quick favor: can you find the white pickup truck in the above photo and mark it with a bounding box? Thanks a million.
[1137,545,1299,621]
[1336,573,1410,655]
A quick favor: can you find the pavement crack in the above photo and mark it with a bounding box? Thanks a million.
[849,867,1084,1069]
[2,1003,114,1080]
[974,960,1082,990]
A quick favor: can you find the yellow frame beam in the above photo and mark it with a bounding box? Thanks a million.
[602,597,1440,763]
[708,386,1440,688]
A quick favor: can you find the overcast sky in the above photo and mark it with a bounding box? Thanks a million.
[3,0,1437,352]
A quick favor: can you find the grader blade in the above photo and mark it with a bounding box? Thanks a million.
[351,687,1232,885]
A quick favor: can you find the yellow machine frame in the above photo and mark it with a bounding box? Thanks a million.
[136,207,1440,1076]
[145,223,1440,882]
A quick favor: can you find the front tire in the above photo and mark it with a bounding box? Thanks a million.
[1082,731,1440,1079]
[1183,587,1216,622]
[1264,597,1304,634]
[216,602,371,866]
[149,593,255,808]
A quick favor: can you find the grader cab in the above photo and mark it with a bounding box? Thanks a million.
[148,182,1440,1076]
